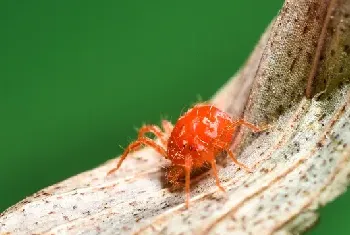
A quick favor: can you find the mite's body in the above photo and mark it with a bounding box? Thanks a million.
[107,104,263,208]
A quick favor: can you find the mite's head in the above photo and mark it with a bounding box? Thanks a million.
[167,135,208,167]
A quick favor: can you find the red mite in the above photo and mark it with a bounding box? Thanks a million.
[107,104,265,208]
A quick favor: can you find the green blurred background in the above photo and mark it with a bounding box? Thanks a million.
[1,1,349,234]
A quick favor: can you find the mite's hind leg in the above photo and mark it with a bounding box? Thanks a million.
[210,159,225,192]
[226,149,253,173]
[184,156,193,209]
[107,137,167,176]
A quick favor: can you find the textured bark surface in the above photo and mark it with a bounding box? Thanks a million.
[1,0,350,234]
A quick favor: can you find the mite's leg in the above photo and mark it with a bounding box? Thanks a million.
[107,137,167,176]
[226,149,253,173]
[210,159,225,192]
[231,119,268,133]
[184,156,193,209]
[161,120,174,136]
[137,125,168,146]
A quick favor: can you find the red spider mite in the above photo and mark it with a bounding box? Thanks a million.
[107,104,265,208]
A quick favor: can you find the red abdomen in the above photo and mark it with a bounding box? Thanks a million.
[167,105,234,167]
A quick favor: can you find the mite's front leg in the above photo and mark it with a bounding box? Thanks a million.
[107,137,167,176]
